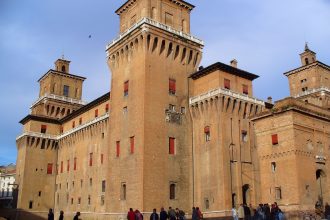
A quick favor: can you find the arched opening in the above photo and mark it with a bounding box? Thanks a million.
[305,58,309,65]
[167,43,173,57]
[160,40,166,55]
[147,35,151,50]
[181,48,186,63]
[51,106,55,116]
[316,169,326,206]
[188,50,193,64]
[61,65,66,72]
[242,184,250,205]
[174,45,180,60]
[152,37,158,52]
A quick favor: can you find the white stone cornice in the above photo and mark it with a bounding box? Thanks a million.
[189,87,265,106]
[31,93,86,109]
[16,113,109,141]
[293,86,330,98]
[106,17,204,56]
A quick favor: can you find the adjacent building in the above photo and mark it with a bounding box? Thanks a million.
[0,164,16,208]
[14,0,330,219]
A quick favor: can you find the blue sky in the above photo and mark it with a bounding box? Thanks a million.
[1,0,330,165]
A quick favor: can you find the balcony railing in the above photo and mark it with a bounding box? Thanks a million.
[31,93,86,108]
[294,87,330,98]
[16,131,58,141]
[189,87,265,106]
[106,17,204,54]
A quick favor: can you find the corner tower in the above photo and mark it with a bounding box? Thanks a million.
[106,0,203,212]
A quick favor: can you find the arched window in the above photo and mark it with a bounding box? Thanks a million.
[62,65,66,72]
[305,58,309,65]
[121,183,126,200]
[170,183,176,200]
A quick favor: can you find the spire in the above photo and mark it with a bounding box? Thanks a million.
[300,42,316,66]
[305,42,309,51]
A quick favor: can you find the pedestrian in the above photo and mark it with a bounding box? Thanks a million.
[178,209,185,220]
[244,204,251,220]
[150,208,159,220]
[59,210,64,220]
[73,212,80,220]
[160,207,168,220]
[192,207,198,220]
[168,207,176,220]
[263,204,270,220]
[325,202,330,220]
[238,204,245,220]
[232,206,238,220]
[127,208,135,220]
[48,209,54,220]
[135,209,143,220]
[196,207,203,219]
[175,208,180,220]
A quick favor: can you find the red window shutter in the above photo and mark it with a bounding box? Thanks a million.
[243,85,249,95]
[60,126,63,133]
[89,153,93,166]
[101,154,104,164]
[60,161,63,173]
[74,158,77,171]
[224,79,231,89]
[130,136,135,154]
[116,141,120,157]
[169,137,175,155]
[79,117,82,125]
[272,134,278,145]
[169,79,176,94]
[67,160,70,172]
[72,121,75,128]
[105,104,109,112]
[41,125,47,133]
[95,109,98,118]
[204,126,210,133]
[124,81,129,92]
[47,163,53,174]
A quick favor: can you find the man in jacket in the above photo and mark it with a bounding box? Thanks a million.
[150,209,159,220]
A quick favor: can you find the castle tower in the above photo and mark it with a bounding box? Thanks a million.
[284,44,330,108]
[15,59,86,214]
[106,0,203,212]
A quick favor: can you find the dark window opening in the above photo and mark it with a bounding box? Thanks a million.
[170,183,176,200]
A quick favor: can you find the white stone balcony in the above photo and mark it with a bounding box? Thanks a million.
[106,17,204,54]
[16,131,58,141]
[189,87,265,106]
[31,93,87,109]
[294,86,330,98]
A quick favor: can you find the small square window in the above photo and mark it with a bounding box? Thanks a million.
[242,130,248,142]
[275,187,282,200]
[123,106,128,115]
[169,104,175,112]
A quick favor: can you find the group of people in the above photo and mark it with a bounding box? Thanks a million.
[48,209,81,220]
[232,203,284,220]
[128,207,203,220]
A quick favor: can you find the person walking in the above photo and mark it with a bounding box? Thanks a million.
[168,207,176,220]
[127,208,136,220]
[59,210,64,220]
[325,202,330,220]
[73,212,80,220]
[232,206,238,220]
[196,207,203,220]
[192,207,198,220]
[160,207,168,220]
[150,209,159,220]
[244,204,251,220]
[238,204,245,220]
[135,209,143,220]
[48,209,54,220]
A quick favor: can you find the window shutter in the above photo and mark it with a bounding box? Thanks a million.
[124,81,129,93]
[41,125,47,133]
[67,160,70,172]
[47,163,53,174]
[243,85,248,95]
[116,141,120,157]
[105,104,109,112]
[95,109,98,118]
[72,121,75,128]
[224,79,231,89]
[272,134,278,145]
[79,117,82,125]
[204,126,210,133]
[169,137,175,155]
[89,153,93,166]
[130,136,135,154]
[169,79,176,94]
[74,158,77,171]
[60,161,63,173]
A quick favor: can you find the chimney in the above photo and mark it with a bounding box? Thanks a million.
[230,59,238,68]
[267,96,273,104]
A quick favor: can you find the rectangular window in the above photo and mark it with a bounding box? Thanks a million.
[121,182,126,200]
[72,121,75,128]
[105,103,109,112]
[95,109,98,118]
[60,161,63,173]
[63,85,69,97]
[130,136,135,154]
[60,126,64,133]
[116,141,120,157]
[272,134,279,145]
[29,201,33,209]
[102,180,106,193]
[169,137,175,155]
[123,106,128,115]
[169,79,176,95]
[204,126,210,142]
[170,183,176,200]
[165,12,173,26]
[101,154,104,164]
[89,153,93,166]
[74,157,77,171]
[124,81,129,97]
[41,125,47,134]
[78,197,81,205]
[47,163,53,174]
[243,84,249,95]
[89,178,93,187]
[275,187,282,200]
[224,79,231,89]
[241,130,248,142]
[79,117,82,125]
[67,160,70,172]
